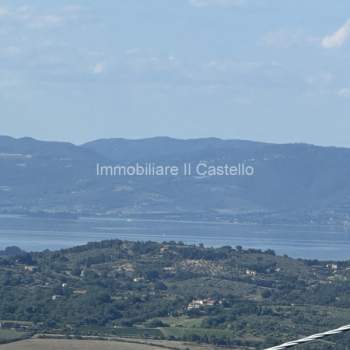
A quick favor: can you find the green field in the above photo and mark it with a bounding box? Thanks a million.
[111,328,163,338]
[0,329,28,344]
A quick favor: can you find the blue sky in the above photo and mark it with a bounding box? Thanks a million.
[1,0,350,146]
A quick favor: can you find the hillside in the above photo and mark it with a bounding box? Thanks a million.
[0,240,349,349]
[1,136,350,224]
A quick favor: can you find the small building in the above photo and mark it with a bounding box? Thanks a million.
[246,269,257,277]
[187,298,216,310]
[327,264,338,271]
[163,266,175,272]
[24,265,38,273]
[73,289,87,295]
[133,277,144,283]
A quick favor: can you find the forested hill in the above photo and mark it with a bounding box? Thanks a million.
[0,240,350,349]
[1,135,350,224]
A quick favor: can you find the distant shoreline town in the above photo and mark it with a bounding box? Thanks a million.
[96,162,255,177]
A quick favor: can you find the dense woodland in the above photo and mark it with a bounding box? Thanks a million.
[0,240,350,349]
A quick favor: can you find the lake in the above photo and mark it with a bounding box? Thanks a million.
[0,215,350,261]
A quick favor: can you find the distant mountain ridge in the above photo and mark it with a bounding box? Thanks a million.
[1,135,350,225]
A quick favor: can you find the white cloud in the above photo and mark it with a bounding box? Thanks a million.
[0,5,81,29]
[337,88,350,98]
[189,0,243,8]
[322,19,350,49]
[92,63,105,75]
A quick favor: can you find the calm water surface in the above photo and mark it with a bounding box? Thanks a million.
[0,215,349,261]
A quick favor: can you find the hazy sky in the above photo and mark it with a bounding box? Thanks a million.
[1,0,350,146]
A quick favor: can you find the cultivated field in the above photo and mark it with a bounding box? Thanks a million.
[0,338,226,350]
